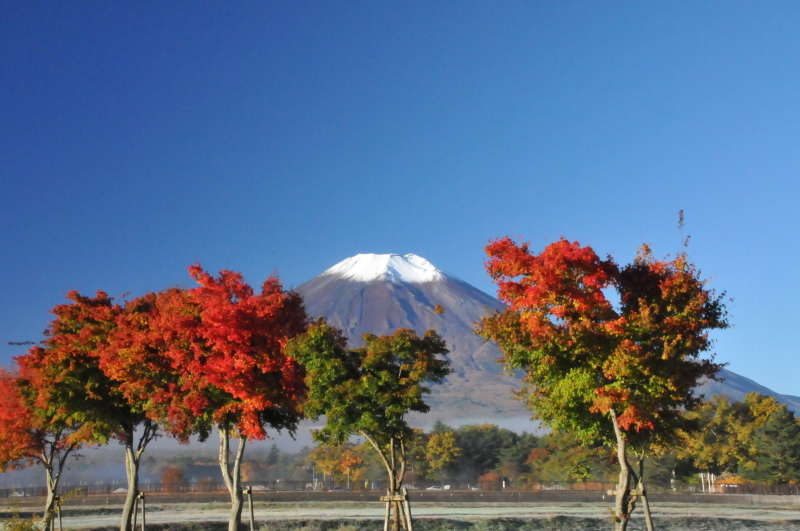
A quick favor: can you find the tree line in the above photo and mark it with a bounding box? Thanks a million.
[0,264,450,531]
[41,390,799,495]
[298,392,800,490]
[5,220,781,531]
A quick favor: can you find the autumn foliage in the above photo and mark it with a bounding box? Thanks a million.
[98,265,307,445]
[0,264,308,531]
[160,466,188,492]
[175,264,307,439]
[480,237,727,442]
[0,369,40,471]
[150,265,308,531]
[478,235,729,531]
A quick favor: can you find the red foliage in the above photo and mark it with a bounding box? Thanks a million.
[16,290,127,443]
[109,265,309,441]
[0,369,38,470]
[478,471,503,490]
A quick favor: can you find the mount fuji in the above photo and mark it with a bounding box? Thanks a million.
[295,253,800,421]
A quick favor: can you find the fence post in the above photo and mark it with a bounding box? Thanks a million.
[244,486,254,531]
[56,495,63,531]
[139,491,146,531]
[132,493,139,531]
[402,487,413,531]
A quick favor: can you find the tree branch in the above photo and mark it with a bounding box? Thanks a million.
[360,431,395,487]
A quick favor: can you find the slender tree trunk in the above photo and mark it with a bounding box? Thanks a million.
[360,432,411,531]
[637,455,655,531]
[41,435,73,531]
[610,409,633,531]
[43,465,56,531]
[120,421,157,531]
[218,423,247,531]
[120,442,140,531]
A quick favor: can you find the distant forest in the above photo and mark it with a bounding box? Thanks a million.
[3,392,798,490]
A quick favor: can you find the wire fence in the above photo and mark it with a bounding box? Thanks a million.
[3,480,800,499]
[1,481,324,499]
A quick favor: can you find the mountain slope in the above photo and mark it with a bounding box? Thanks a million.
[698,368,800,411]
[296,253,798,420]
[296,254,527,420]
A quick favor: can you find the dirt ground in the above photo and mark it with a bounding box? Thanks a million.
[4,501,800,531]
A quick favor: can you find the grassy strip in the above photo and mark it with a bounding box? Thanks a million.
[64,517,800,531]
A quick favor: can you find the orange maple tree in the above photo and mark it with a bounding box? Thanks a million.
[478,236,728,531]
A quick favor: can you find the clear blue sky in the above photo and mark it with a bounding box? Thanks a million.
[2,2,799,396]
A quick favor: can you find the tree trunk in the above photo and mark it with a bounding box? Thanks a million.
[359,432,411,531]
[218,423,247,531]
[120,421,157,531]
[43,466,57,531]
[41,435,73,531]
[637,455,655,531]
[610,409,633,531]
[120,442,140,531]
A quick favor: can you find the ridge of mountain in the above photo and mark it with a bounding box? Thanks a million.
[296,253,798,420]
[699,368,800,412]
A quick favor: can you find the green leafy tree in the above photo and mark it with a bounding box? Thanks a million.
[751,410,800,484]
[288,320,450,531]
[525,430,611,485]
[478,235,728,531]
[267,444,281,466]
[452,423,519,482]
[496,432,540,483]
[742,406,800,484]
[404,428,430,485]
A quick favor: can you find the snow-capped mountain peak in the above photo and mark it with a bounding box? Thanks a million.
[321,253,444,283]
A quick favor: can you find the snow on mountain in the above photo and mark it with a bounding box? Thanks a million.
[320,253,446,283]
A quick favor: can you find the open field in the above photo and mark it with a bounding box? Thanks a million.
[4,493,800,531]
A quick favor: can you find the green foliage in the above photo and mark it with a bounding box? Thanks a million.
[525,431,611,484]
[268,444,281,466]
[404,428,431,480]
[457,424,517,476]
[289,319,450,500]
[289,321,451,448]
[1,510,40,531]
[453,424,537,482]
[742,407,800,484]
[496,433,540,481]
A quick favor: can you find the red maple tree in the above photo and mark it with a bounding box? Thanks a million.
[135,265,308,531]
